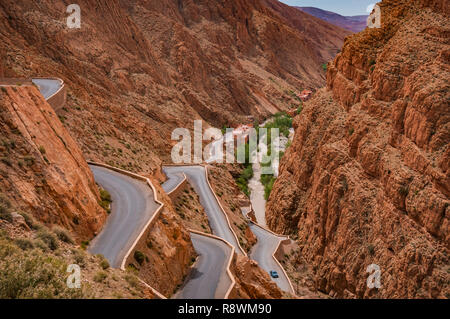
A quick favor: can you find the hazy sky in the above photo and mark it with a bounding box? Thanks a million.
[279,0,377,16]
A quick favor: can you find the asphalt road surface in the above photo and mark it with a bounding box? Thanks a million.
[173,233,232,299]
[162,171,233,299]
[32,78,62,99]
[161,168,185,193]
[162,166,243,255]
[248,223,292,293]
[88,165,161,268]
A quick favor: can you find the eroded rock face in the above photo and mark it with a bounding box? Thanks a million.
[266,0,449,298]
[0,85,106,240]
[230,255,285,299]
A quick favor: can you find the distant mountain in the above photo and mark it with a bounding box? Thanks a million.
[296,7,368,33]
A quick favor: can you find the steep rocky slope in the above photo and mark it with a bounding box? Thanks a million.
[0,83,196,296]
[230,254,286,299]
[0,0,347,174]
[0,194,152,299]
[267,0,449,298]
[0,85,105,241]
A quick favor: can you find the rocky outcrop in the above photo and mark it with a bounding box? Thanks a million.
[230,255,285,299]
[267,0,449,298]
[129,207,196,297]
[0,85,106,241]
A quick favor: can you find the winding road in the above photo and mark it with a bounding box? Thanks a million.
[161,171,185,194]
[173,233,231,299]
[164,166,294,294]
[87,165,161,268]
[31,78,62,99]
[163,166,243,255]
[248,223,292,292]
[32,77,293,297]
[162,167,234,299]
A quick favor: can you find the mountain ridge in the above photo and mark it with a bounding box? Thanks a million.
[296,6,368,33]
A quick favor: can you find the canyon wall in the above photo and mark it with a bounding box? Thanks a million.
[267,0,449,298]
[0,85,106,240]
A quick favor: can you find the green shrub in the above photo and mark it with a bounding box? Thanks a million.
[94,271,107,283]
[99,189,112,214]
[14,238,35,250]
[73,249,86,266]
[38,146,46,155]
[236,164,253,197]
[80,240,89,250]
[0,195,13,223]
[18,211,39,230]
[100,189,112,202]
[124,274,139,288]
[0,243,86,298]
[53,226,74,244]
[261,175,276,200]
[133,251,146,265]
[36,229,59,251]
[97,255,110,270]
[100,259,110,270]
[34,239,49,252]
[23,156,35,166]
[264,112,293,138]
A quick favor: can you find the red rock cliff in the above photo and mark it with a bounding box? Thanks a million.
[266,0,449,298]
[0,85,106,240]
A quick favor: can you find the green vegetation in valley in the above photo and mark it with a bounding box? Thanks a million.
[235,141,253,197]
[259,112,293,200]
[263,112,293,140]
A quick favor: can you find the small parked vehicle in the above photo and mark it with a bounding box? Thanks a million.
[269,270,279,278]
